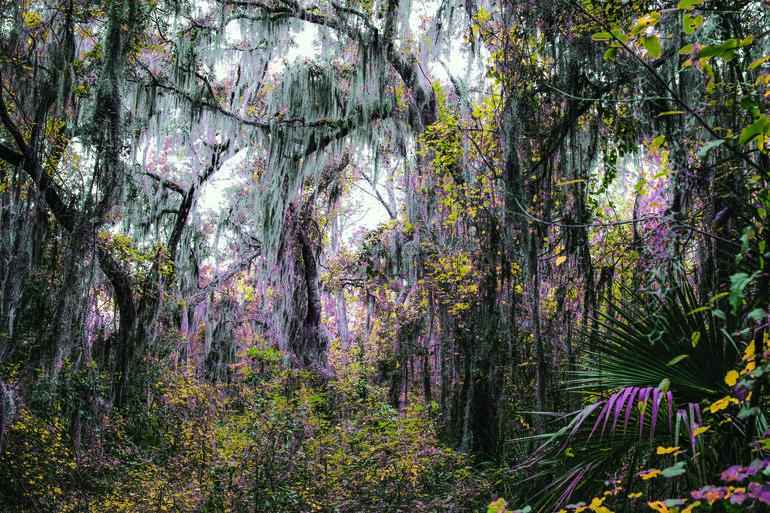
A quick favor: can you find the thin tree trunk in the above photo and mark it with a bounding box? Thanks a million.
[331,214,350,355]
[529,236,547,417]
[296,225,326,370]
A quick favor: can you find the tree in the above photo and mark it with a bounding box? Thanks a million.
[0,0,146,407]
[121,0,500,377]
[488,0,770,507]
[0,0,256,407]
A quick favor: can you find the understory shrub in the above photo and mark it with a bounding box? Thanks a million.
[1,364,489,512]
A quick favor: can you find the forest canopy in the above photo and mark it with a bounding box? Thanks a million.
[0,0,769,511]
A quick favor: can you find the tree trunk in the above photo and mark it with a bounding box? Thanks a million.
[98,246,137,408]
[295,225,327,370]
[331,214,349,354]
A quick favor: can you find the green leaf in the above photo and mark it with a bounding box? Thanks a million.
[611,29,629,45]
[683,13,704,34]
[677,0,708,9]
[651,134,666,152]
[738,227,752,264]
[642,36,661,58]
[739,115,770,146]
[691,331,701,347]
[729,272,760,311]
[696,39,739,60]
[604,48,618,61]
[592,32,612,42]
[712,309,726,320]
[667,355,689,366]
[697,139,726,158]
[661,461,687,477]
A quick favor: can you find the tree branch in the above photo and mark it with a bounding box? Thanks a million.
[0,73,32,161]
[143,171,185,195]
[0,143,78,232]
[189,252,261,306]
[219,0,372,44]
[569,0,762,173]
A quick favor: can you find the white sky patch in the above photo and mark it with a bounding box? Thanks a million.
[198,147,250,215]
[343,178,395,246]
[288,26,320,61]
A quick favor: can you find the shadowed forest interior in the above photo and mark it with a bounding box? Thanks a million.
[0,0,769,511]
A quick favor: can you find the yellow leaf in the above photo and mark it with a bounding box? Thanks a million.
[693,426,710,436]
[667,354,688,366]
[749,55,770,70]
[709,396,736,413]
[647,501,670,513]
[743,341,755,361]
[589,496,613,513]
[635,12,660,31]
[556,255,567,266]
[557,179,586,186]
[725,370,740,387]
[682,501,701,513]
[656,446,680,454]
[639,469,661,480]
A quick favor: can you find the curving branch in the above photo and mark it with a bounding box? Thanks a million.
[188,251,262,307]
[219,0,372,44]
[140,62,394,152]
[0,142,77,232]
[0,124,139,409]
[143,171,186,195]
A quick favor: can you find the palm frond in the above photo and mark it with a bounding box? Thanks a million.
[515,280,745,511]
[571,283,741,404]
[516,386,706,512]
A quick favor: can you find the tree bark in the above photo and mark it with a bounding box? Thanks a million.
[295,223,327,370]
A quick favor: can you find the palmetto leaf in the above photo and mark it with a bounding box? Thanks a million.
[516,281,742,512]
[571,283,740,403]
[518,386,705,512]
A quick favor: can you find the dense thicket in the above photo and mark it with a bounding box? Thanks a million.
[0,0,768,511]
